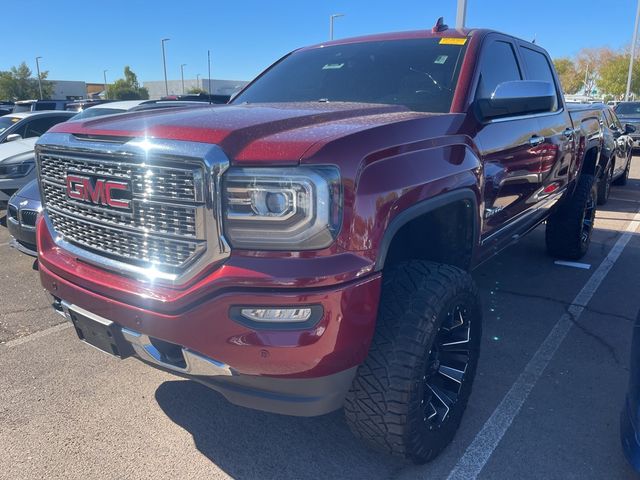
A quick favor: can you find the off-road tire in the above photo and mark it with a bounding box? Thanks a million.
[597,162,612,205]
[344,261,482,464]
[613,153,632,186]
[546,174,597,260]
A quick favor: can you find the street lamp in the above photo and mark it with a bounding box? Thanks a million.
[35,56,43,100]
[103,69,108,99]
[180,64,187,94]
[196,73,201,88]
[329,14,344,41]
[456,0,468,29]
[161,38,170,96]
[626,0,640,101]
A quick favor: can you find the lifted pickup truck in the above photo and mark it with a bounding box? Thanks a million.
[35,22,603,463]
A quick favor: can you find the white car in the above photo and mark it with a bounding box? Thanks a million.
[0,137,39,206]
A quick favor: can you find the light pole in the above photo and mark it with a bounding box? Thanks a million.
[180,64,187,94]
[329,14,344,40]
[35,56,43,100]
[456,0,468,29]
[626,0,640,101]
[161,38,170,96]
[584,63,590,97]
[103,69,108,99]
[196,73,201,89]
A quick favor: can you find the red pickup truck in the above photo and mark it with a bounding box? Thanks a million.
[35,23,604,463]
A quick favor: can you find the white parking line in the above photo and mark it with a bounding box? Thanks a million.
[1,323,71,350]
[447,207,640,480]
[0,242,9,247]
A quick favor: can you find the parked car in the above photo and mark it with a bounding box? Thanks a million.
[578,103,635,204]
[0,110,76,144]
[160,93,231,104]
[64,99,112,112]
[12,99,70,112]
[35,24,604,463]
[0,101,14,116]
[68,100,148,119]
[615,102,640,148]
[0,137,40,206]
[6,179,39,255]
[622,308,640,472]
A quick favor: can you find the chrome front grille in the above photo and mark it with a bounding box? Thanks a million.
[42,182,198,237]
[48,213,201,268]
[36,135,230,283]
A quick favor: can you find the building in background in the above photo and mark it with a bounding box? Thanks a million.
[143,78,248,99]
[50,80,87,100]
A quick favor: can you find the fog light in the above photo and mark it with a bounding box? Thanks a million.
[240,308,312,323]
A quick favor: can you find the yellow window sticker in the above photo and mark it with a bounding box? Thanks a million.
[439,38,467,45]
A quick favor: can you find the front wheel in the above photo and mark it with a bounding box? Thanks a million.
[344,261,482,464]
[546,174,597,260]
[597,162,613,205]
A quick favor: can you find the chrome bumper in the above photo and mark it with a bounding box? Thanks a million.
[60,301,232,377]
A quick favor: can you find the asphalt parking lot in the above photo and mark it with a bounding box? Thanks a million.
[1,163,640,480]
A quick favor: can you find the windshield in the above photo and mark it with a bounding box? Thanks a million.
[615,102,640,115]
[0,116,21,134]
[233,38,468,113]
[70,108,127,120]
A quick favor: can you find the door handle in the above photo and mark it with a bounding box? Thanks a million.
[529,135,545,147]
[562,128,574,139]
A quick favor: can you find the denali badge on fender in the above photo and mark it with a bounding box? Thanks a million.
[66,172,132,211]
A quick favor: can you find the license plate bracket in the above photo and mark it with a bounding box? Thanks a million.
[68,309,133,358]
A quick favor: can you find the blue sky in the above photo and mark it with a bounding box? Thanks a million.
[2,0,638,84]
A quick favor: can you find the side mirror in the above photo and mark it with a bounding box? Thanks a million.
[475,81,557,122]
[625,123,636,134]
[5,133,22,142]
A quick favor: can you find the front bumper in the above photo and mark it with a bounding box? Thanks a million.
[38,218,381,416]
[57,301,358,416]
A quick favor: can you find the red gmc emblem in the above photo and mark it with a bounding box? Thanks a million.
[66,174,131,210]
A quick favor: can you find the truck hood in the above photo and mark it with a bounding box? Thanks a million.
[51,103,431,164]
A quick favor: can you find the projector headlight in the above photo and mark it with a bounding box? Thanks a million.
[222,166,342,250]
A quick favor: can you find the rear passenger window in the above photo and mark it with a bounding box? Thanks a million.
[476,41,521,99]
[521,47,558,111]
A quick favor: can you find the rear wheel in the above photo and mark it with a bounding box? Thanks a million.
[546,174,597,260]
[344,261,481,464]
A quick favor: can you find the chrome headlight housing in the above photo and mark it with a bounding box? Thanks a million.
[222,166,342,250]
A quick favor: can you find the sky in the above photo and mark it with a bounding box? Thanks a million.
[2,0,639,84]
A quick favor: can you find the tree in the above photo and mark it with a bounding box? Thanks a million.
[0,62,54,100]
[107,66,149,100]
[598,53,640,99]
[553,58,582,94]
[187,87,207,95]
[575,47,615,95]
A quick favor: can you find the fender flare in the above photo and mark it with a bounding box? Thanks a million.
[374,189,480,272]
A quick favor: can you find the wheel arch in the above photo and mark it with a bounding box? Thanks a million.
[374,189,479,272]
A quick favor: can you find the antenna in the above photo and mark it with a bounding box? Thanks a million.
[432,17,448,33]
[208,50,212,105]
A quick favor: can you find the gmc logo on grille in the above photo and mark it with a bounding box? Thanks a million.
[66,174,131,210]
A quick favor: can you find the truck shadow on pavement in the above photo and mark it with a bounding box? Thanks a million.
[155,380,405,480]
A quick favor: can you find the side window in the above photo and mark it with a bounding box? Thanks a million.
[610,109,623,130]
[520,47,559,111]
[476,40,522,99]
[23,117,68,138]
